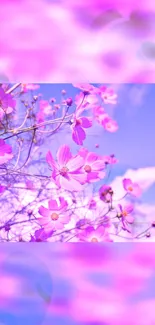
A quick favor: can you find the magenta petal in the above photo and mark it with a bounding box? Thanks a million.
[91,160,105,170]
[59,197,68,210]
[123,178,132,190]
[126,216,134,224]
[118,204,123,212]
[38,206,50,218]
[48,199,59,210]
[57,145,72,167]
[87,171,99,182]
[79,116,92,128]
[59,175,82,191]
[78,147,89,159]
[86,152,98,163]
[132,184,142,197]
[96,226,105,236]
[71,172,87,184]
[60,214,71,224]
[72,126,86,145]
[67,155,84,172]
[46,151,57,170]
[126,204,134,214]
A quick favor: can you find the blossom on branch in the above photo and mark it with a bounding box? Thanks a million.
[0,139,13,165]
[123,178,142,197]
[38,197,70,231]
[46,145,87,191]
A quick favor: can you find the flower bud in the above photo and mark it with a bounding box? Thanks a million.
[66,97,73,106]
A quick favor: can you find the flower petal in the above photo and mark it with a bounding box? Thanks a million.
[57,145,72,167]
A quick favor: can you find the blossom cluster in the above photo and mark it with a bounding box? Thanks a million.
[0,82,152,242]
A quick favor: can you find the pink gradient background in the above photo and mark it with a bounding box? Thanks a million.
[0,0,155,82]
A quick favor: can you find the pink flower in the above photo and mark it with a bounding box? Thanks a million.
[38,197,70,231]
[102,115,118,132]
[78,225,113,242]
[93,106,118,132]
[30,228,53,242]
[0,87,16,120]
[123,178,142,197]
[21,83,40,92]
[72,83,99,94]
[0,139,13,164]
[74,93,91,113]
[78,147,105,182]
[118,203,134,232]
[36,110,45,124]
[99,86,117,104]
[71,113,92,145]
[46,145,87,191]
[102,154,118,165]
[99,185,113,203]
[39,100,52,115]
[66,97,73,106]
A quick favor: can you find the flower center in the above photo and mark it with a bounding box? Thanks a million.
[51,212,59,221]
[75,119,81,126]
[122,210,128,217]
[60,166,69,176]
[91,237,98,242]
[84,165,92,173]
[128,186,133,191]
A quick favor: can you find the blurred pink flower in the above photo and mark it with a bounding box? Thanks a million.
[38,197,70,231]
[0,139,13,164]
[73,83,99,94]
[0,87,16,119]
[21,83,40,92]
[93,106,118,132]
[99,86,118,104]
[30,228,53,242]
[102,154,118,164]
[123,178,142,197]
[46,145,87,191]
[78,225,113,242]
[102,115,119,132]
[39,99,52,115]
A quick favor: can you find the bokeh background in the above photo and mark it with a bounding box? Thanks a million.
[0,0,155,82]
[1,243,155,324]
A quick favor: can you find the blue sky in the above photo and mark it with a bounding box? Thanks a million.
[38,83,154,169]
